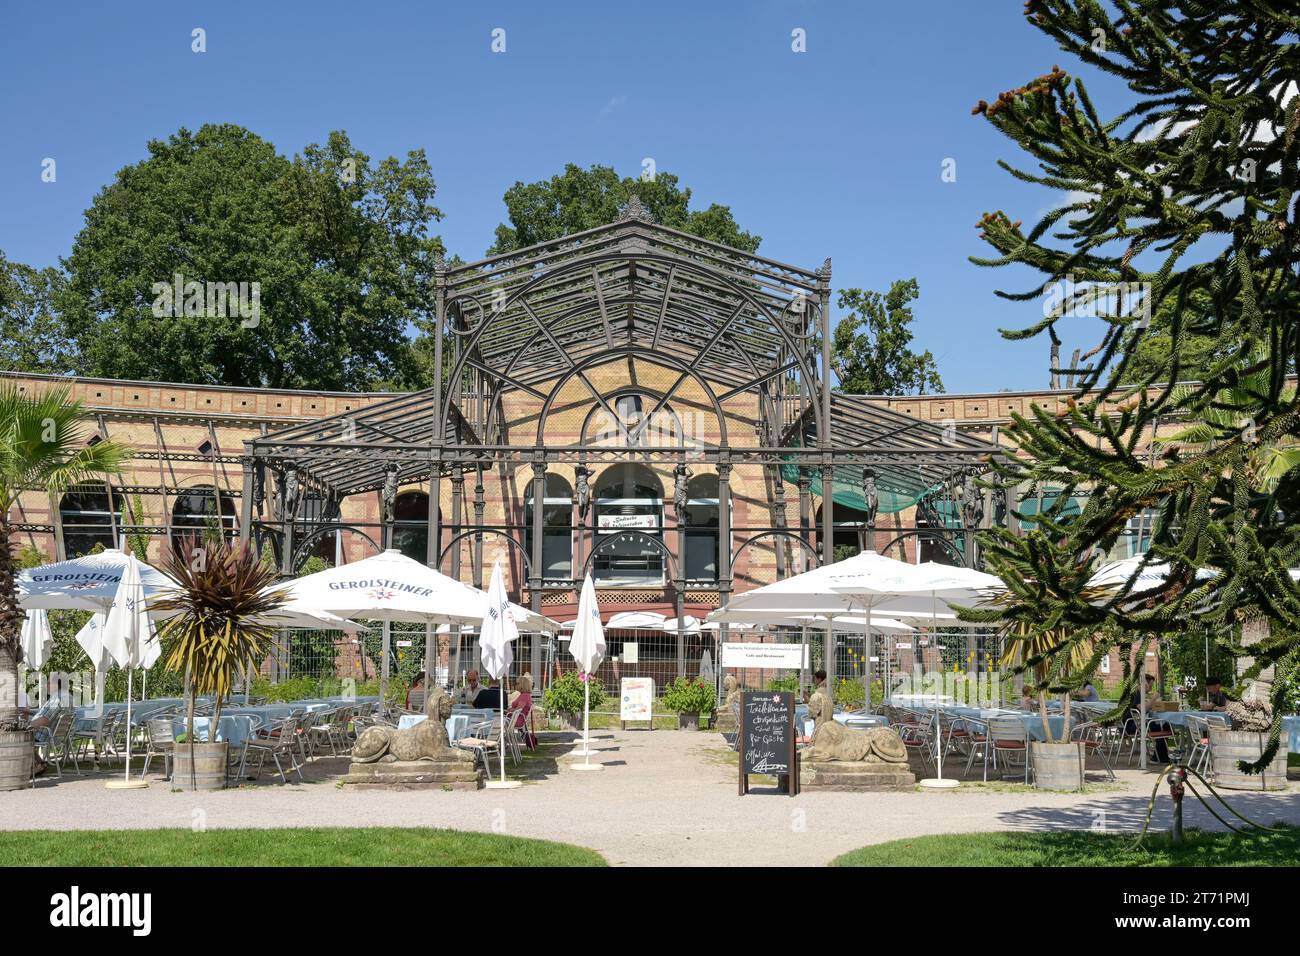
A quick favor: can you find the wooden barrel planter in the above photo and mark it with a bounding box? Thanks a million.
[172,742,229,791]
[1208,727,1288,791]
[1030,741,1084,792]
[0,730,34,791]
[676,711,700,731]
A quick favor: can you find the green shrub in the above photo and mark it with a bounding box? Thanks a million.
[662,676,717,713]
[544,671,606,714]
[832,677,884,708]
[766,675,800,694]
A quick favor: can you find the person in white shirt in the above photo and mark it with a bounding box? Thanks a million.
[459,670,484,705]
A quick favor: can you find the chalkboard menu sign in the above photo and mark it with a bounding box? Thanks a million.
[738,691,799,796]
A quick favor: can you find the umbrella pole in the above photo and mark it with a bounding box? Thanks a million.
[583,674,591,767]
[124,670,133,782]
[498,673,508,784]
[919,590,956,790]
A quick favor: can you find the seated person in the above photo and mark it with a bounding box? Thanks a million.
[1124,674,1171,762]
[1073,681,1100,702]
[509,674,536,749]
[459,670,484,705]
[1201,676,1229,712]
[405,670,426,711]
[473,679,505,711]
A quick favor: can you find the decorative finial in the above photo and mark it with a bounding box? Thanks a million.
[433,250,446,272]
[616,194,654,223]
[816,257,832,279]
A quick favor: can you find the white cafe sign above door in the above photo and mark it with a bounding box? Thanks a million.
[597,513,658,530]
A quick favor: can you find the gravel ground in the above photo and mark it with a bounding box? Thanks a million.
[6,729,1298,866]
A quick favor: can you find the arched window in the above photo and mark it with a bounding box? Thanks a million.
[593,464,664,586]
[301,494,337,565]
[59,489,116,557]
[525,473,573,582]
[171,486,237,552]
[583,391,683,449]
[682,473,719,582]
[391,491,429,563]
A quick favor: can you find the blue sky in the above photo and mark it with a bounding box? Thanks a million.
[0,1,1135,393]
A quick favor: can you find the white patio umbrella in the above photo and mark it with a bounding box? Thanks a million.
[99,553,158,790]
[568,574,606,771]
[17,548,174,612]
[272,549,556,706]
[832,559,1004,788]
[19,609,52,706]
[479,558,521,789]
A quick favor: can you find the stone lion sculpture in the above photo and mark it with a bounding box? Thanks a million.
[723,675,741,712]
[803,687,908,764]
[352,688,474,764]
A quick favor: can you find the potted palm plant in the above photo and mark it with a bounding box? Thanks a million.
[153,539,284,790]
[999,621,1093,791]
[0,385,130,791]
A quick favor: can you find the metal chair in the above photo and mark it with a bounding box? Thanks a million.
[36,711,79,778]
[140,718,176,779]
[1069,720,1116,781]
[898,713,937,774]
[961,717,993,781]
[988,716,1032,784]
[242,717,304,783]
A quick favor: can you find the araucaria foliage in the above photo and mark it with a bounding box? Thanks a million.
[965,2,1300,768]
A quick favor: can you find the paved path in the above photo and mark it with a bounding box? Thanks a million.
[6,729,1298,866]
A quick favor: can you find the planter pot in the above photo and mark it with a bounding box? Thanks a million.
[1031,741,1084,792]
[172,741,229,791]
[555,711,583,732]
[0,729,34,791]
[1208,727,1288,791]
[676,711,700,731]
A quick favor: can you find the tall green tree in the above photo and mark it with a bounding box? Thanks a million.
[1,385,131,734]
[831,279,944,395]
[59,125,444,391]
[488,163,760,255]
[964,1,1300,767]
[0,251,73,374]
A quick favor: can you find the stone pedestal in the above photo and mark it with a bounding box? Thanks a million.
[799,760,916,792]
[343,758,484,790]
[714,711,737,734]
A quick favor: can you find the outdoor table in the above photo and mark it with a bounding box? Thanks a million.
[1019,715,1069,742]
[1156,710,1228,728]
[835,712,889,728]
[173,715,256,746]
[1283,716,1299,752]
[396,712,469,742]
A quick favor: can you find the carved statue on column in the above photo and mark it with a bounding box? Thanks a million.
[861,467,879,529]
[961,469,984,528]
[575,465,590,521]
[381,464,399,526]
[673,463,691,520]
[252,461,265,516]
[279,467,300,523]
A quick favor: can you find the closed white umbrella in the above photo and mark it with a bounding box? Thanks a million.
[20,608,52,671]
[20,609,52,706]
[568,574,606,770]
[479,558,521,789]
[99,554,156,790]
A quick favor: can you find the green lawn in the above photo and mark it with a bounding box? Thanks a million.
[833,825,1300,867]
[0,827,606,867]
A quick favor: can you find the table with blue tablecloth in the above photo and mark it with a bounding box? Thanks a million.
[1153,710,1228,729]
[1283,716,1299,752]
[172,715,257,746]
[396,713,470,742]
